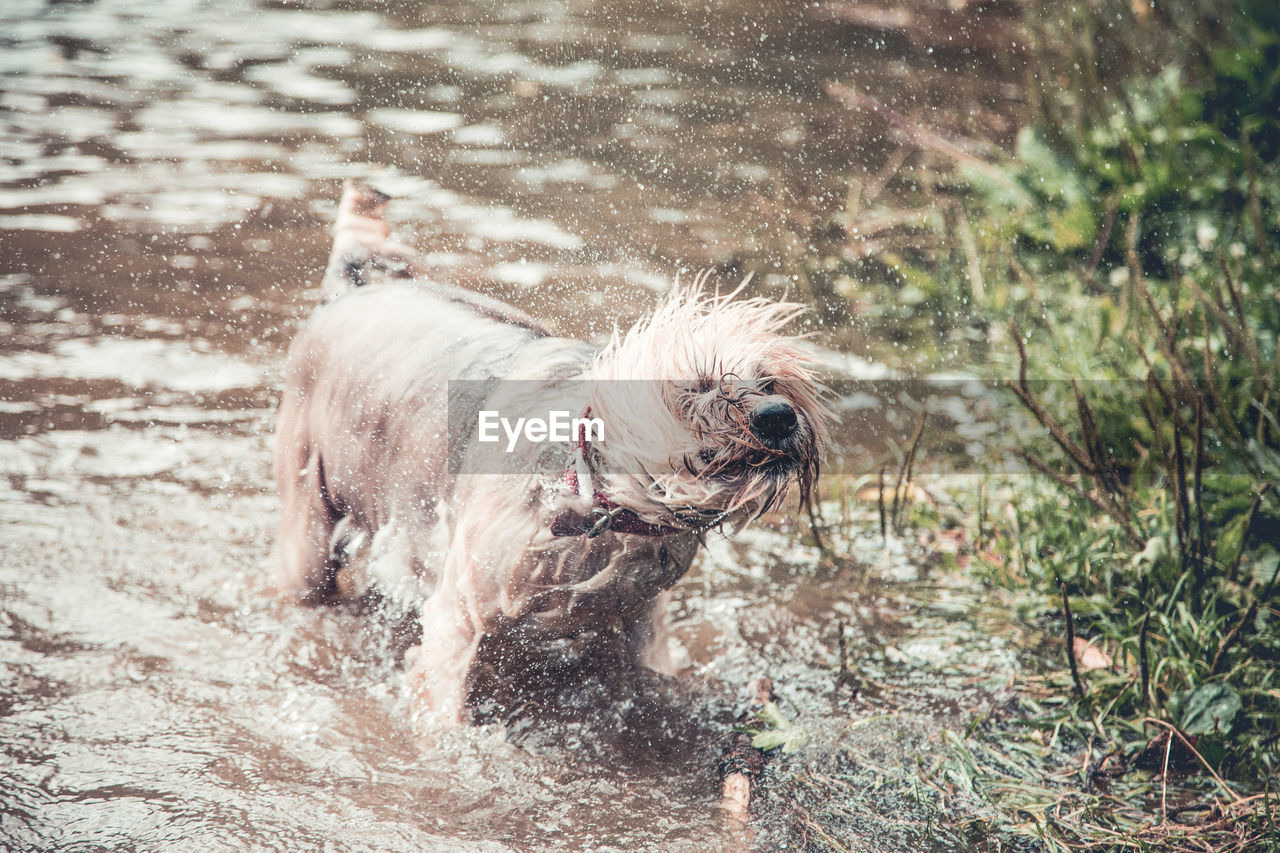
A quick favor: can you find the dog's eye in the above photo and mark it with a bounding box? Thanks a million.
[699,448,717,464]
[759,380,775,395]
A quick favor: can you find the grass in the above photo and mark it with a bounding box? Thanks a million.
[803,0,1280,849]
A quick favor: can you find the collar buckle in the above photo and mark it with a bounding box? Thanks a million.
[585,505,625,538]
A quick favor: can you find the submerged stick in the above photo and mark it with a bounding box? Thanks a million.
[719,680,773,825]
[719,733,761,822]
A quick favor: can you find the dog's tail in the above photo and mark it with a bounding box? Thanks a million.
[321,179,422,298]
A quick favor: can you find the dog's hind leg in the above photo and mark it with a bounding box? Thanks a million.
[624,594,675,675]
[275,444,342,600]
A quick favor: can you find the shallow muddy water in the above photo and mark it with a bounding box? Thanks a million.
[2,1,1029,850]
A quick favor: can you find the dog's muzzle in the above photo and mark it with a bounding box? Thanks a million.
[749,396,798,448]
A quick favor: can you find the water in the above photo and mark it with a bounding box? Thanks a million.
[1,1,1026,849]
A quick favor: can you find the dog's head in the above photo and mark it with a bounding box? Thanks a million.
[588,277,829,528]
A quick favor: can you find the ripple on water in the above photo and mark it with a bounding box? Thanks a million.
[0,0,1028,848]
[0,337,264,393]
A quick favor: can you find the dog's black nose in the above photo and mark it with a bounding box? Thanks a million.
[751,399,798,443]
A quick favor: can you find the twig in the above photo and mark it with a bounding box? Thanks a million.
[1217,256,1265,376]
[1007,327,1144,547]
[1194,291,1251,447]
[825,83,1017,188]
[877,465,887,542]
[1160,725,1173,824]
[719,732,762,825]
[1123,212,1143,316]
[1193,396,1207,578]
[835,620,848,696]
[1138,611,1151,710]
[954,203,985,301]
[1242,128,1272,266]
[1127,224,1199,418]
[1234,485,1269,580]
[892,408,928,534]
[1006,322,1100,478]
[1073,380,1132,517]
[1210,600,1258,677]
[1003,365,1144,548]
[722,680,776,830]
[1061,581,1088,700]
[1191,270,1260,380]
[1016,449,1113,521]
[1083,203,1118,284]
[1139,394,1171,471]
[1259,391,1275,447]
[1172,394,1191,570]
[807,497,828,555]
[1143,717,1244,803]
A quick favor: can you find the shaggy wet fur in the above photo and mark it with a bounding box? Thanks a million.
[274,180,828,726]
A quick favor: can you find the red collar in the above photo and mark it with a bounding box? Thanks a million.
[549,407,686,539]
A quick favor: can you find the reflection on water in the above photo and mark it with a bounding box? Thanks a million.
[1,0,1024,849]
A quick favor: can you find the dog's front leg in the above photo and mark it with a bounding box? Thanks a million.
[405,587,481,727]
[403,533,506,728]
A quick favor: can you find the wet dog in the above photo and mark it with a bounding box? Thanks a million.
[274,180,827,726]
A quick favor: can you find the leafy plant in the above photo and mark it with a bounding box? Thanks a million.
[738,699,809,754]
[821,0,1280,847]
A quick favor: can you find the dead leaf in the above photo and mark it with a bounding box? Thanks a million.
[1073,638,1112,671]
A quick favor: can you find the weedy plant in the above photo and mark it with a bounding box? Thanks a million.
[950,0,1280,848]
[815,0,1280,849]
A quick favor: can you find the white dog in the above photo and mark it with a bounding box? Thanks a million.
[274,180,827,725]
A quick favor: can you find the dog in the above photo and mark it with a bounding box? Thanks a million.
[274,179,828,727]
